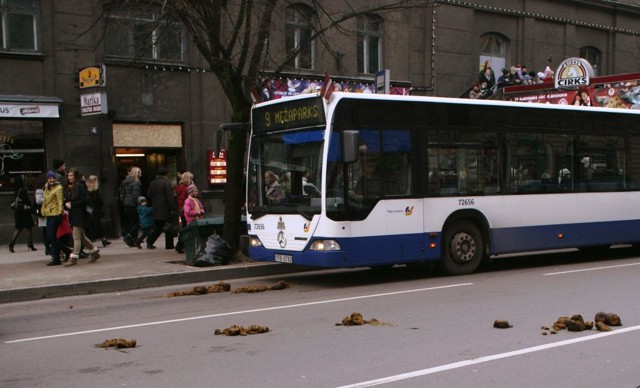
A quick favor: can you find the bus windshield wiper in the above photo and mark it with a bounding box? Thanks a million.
[278,203,313,220]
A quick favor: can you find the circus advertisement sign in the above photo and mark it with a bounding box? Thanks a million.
[554,58,595,89]
[510,79,640,110]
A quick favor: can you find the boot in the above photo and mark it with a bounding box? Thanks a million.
[102,239,111,247]
[64,253,79,267]
[89,247,100,263]
[46,258,61,266]
[7,242,15,253]
[175,241,184,254]
[28,242,37,251]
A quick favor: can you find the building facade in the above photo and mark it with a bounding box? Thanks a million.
[1,0,639,242]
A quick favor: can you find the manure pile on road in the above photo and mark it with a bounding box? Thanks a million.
[166,280,290,297]
[96,338,137,349]
[494,312,622,334]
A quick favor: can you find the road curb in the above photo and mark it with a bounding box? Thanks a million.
[0,263,315,303]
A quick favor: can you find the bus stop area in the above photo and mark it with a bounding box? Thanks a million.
[0,234,312,304]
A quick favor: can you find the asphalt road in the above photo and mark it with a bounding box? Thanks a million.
[2,247,640,387]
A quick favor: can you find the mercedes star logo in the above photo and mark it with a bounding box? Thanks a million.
[277,231,287,248]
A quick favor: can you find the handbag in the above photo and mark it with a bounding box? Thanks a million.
[57,213,72,239]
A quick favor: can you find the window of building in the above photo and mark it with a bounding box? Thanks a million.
[0,119,45,191]
[105,6,186,63]
[0,0,40,53]
[285,4,315,70]
[580,46,601,75]
[357,14,383,74]
[479,33,508,74]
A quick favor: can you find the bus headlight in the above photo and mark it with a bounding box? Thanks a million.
[250,236,263,247]
[309,239,341,251]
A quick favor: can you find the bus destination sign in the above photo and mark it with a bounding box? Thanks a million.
[252,96,325,132]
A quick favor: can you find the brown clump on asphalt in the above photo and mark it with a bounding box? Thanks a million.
[214,324,269,336]
[96,338,137,348]
[167,282,231,297]
[493,319,512,329]
[336,312,394,327]
[545,312,621,334]
[233,281,291,294]
[594,312,622,326]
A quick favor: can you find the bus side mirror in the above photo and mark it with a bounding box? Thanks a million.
[342,130,360,163]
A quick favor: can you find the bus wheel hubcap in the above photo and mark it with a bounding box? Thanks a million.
[452,233,475,262]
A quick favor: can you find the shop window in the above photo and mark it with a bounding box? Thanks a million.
[105,5,186,63]
[0,120,45,191]
[0,0,40,53]
[357,14,383,74]
[285,4,316,70]
[580,46,601,75]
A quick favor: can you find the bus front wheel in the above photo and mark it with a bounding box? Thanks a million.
[439,220,483,276]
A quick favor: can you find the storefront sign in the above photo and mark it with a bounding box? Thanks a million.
[208,149,227,185]
[0,103,59,118]
[79,65,106,89]
[554,58,594,89]
[80,91,108,116]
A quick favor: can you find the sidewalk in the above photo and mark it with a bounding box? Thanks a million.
[0,237,311,303]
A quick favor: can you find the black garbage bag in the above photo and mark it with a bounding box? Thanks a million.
[192,234,232,267]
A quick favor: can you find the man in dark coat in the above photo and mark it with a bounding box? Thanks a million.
[145,167,177,249]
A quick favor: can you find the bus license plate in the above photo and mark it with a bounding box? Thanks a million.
[275,254,293,263]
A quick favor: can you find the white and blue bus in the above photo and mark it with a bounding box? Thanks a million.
[246,92,640,275]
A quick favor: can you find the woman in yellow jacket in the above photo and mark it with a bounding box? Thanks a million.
[41,171,64,266]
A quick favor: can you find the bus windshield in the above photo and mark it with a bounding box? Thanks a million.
[247,128,324,219]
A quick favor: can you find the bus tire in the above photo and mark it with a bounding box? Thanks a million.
[439,220,483,276]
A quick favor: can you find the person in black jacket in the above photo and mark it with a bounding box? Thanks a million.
[145,167,177,249]
[63,168,101,266]
[8,174,36,252]
[85,175,111,247]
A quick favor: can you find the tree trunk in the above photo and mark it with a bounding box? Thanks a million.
[222,106,249,254]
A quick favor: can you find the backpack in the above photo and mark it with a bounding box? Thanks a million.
[118,181,126,203]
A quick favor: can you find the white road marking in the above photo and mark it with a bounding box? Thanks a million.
[4,282,472,344]
[544,261,640,276]
[337,325,640,388]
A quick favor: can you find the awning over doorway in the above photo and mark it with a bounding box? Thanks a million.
[113,123,182,147]
[0,95,63,118]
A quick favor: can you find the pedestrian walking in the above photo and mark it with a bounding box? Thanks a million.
[52,158,66,182]
[135,196,154,249]
[42,171,64,266]
[7,174,37,252]
[146,167,177,249]
[120,166,142,246]
[174,171,193,253]
[63,168,100,266]
[85,175,112,247]
[33,172,51,255]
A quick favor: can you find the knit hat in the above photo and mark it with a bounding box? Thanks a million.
[46,170,56,179]
[52,159,65,169]
[187,184,198,195]
[138,196,147,204]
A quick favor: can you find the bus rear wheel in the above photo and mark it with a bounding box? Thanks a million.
[439,220,483,276]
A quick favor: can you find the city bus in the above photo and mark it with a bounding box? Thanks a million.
[246,92,640,275]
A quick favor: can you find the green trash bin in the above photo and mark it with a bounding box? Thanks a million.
[180,217,224,264]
